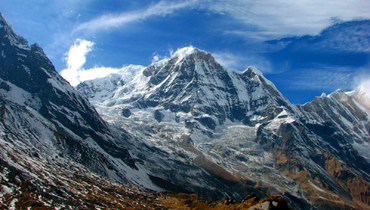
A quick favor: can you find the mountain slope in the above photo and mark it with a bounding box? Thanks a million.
[79,46,370,209]
[0,11,165,193]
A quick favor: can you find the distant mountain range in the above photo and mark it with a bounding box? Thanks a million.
[1,12,370,210]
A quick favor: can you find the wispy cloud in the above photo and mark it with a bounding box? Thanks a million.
[73,0,370,38]
[152,52,161,63]
[212,51,274,73]
[206,0,370,39]
[287,67,356,92]
[212,52,243,69]
[74,0,196,33]
[359,79,370,98]
[353,70,370,92]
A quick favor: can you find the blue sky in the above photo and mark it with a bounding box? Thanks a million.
[1,0,370,104]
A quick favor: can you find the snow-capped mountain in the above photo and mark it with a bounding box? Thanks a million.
[0,12,292,209]
[78,46,370,209]
[1,10,370,209]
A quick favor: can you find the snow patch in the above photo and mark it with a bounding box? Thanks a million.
[0,185,13,195]
[0,80,42,110]
[47,78,68,93]
[171,46,197,60]
[352,138,370,162]
[265,109,296,132]
[8,198,18,210]
[245,66,278,89]
[308,180,326,193]
[21,65,30,75]
[150,57,170,69]
[17,44,30,51]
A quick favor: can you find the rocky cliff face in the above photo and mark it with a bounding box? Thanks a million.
[0,12,163,195]
[78,45,370,209]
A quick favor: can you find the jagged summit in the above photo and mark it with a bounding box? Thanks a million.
[0,12,29,48]
[148,46,219,72]
[167,46,210,60]
[171,46,200,59]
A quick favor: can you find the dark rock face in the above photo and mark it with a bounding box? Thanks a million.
[0,12,138,185]
[154,110,164,122]
[121,108,131,117]
[195,116,216,130]
[0,13,103,132]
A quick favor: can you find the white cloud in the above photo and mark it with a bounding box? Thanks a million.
[205,0,370,38]
[73,0,369,41]
[360,79,370,96]
[74,0,197,33]
[60,39,94,86]
[353,72,370,96]
[349,75,370,108]
[152,53,160,63]
[65,39,94,71]
[212,51,244,69]
[168,46,174,56]
[71,0,370,39]
[60,39,128,86]
[150,46,178,63]
[74,66,126,83]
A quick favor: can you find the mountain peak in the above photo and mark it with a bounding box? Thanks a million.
[243,66,264,77]
[170,46,213,61]
[0,12,9,26]
[143,46,220,79]
[171,46,197,58]
[0,12,28,47]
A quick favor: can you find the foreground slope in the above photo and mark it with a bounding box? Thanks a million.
[79,46,370,209]
[0,11,163,197]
